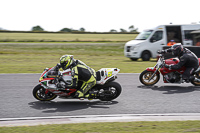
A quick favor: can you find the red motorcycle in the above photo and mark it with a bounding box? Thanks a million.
[139,54,200,86]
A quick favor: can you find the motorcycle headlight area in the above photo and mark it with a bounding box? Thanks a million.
[41,81,47,86]
[131,45,140,51]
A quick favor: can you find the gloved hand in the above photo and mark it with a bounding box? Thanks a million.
[164,64,169,68]
[55,63,61,70]
[158,50,166,54]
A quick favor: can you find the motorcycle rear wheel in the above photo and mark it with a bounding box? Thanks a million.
[191,72,200,86]
[33,84,57,101]
[139,70,160,86]
[98,82,122,101]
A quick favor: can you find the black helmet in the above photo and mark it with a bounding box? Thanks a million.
[171,43,183,56]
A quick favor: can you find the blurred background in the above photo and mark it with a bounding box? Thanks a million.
[1,0,200,73]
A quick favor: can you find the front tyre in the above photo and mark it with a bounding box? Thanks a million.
[33,84,57,101]
[98,82,122,101]
[139,70,160,86]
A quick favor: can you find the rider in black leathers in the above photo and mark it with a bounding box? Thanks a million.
[160,43,199,82]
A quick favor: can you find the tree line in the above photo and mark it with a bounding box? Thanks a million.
[31,25,138,33]
[0,25,139,33]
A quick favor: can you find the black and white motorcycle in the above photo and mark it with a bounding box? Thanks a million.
[33,67,122,101]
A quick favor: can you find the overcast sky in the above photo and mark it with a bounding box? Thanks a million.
[1,0,200,32]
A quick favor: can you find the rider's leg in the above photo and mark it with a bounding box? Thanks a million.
[183,67,194,82]
[183,67,197,82]
[75,76,96,98]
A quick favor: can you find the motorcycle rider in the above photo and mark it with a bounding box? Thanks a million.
[54,55,96,98]
[159,43,200,82]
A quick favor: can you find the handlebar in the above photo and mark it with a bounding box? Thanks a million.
[157,53,166,67]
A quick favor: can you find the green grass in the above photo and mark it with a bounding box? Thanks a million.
[0,33,137,42]
[1,121,200,133]
[0,43,156,73]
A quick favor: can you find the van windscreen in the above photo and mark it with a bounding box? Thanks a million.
[135,30,153,40]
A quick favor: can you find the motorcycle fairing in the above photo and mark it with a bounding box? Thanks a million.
[46,88,77,96]
[96,68,120,85]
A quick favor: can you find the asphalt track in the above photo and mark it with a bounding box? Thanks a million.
[1,73,200,126]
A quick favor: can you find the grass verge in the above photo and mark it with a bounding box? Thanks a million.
[1,121,200,133]
[0,43,156,73]
[0,33,137,42]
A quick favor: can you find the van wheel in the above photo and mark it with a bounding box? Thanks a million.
[141,51,151,61]
[130,58,138,61]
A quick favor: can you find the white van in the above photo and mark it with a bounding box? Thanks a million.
[124,24,200,61]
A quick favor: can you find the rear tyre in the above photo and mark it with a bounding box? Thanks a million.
[191,71,200,86]
[33,84,57,101]
[139,70,160,86]
[98,82,122,101]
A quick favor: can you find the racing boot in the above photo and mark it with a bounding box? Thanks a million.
[74,91,92,100]
[84,94,90,98]
[74,90,84,98]
[84,94,93,100]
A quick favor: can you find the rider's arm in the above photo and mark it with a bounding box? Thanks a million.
[65,66,78,88]
[55,63,61,70]
[51,63,61,71]
[171,55,187,69]
[159,48,172,54]
[165,48,172,53]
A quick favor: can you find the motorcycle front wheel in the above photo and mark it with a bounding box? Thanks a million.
[98,82,122,101]
[33,84,57,101]
[139,70,160,86]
